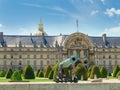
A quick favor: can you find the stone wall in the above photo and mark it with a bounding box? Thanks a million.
[0,83,120,90]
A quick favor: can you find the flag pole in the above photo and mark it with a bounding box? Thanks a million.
[76,19,78,32]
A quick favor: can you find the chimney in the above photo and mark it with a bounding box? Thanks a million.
[0,32,3,40]
[102,33,106,43]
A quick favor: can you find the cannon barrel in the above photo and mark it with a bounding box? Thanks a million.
[59,56,78,69]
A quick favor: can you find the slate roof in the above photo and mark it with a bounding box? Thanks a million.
[0,35,120,47]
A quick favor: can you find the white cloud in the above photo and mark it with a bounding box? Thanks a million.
[100,0,105,4]
[105,8,120,17]
[0,23,3,27]
[89,0,94,4]
[91,10,99,15]
[102,25,120,36]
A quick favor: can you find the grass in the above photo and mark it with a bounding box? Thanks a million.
[0,77,53,82]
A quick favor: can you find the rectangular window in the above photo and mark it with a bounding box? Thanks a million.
[4,55,6,59]
[27,60,30,65]
[40,61,43,66]
[19,55,22,59]
[103,60,106,66]
[11,55,13,59]
[27,55,30,59]
[3,60,6,66]
[77,50,80,58]
[47,55,49,59]
[34,60,36,65]
[56,55,58,59]
[40,55,43,59]
[47,61,50,65]
[34,55,36,59]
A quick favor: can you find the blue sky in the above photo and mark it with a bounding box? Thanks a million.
[0,0,120,36]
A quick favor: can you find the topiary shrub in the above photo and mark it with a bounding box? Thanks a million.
[100,66,107,78]
[44,65,52,78]
[73,64,88,80]
[107,72,111,76]
[90,65,101,79]
[36,68,41,77]
[88,66,92,78]
[53,62,59,81]
[48,70,54,79]
[11,70,22,81]
[116,71,120,78]
[0,70,6,77]
[6,67,13,79]
[23,65,35,79]
[38,71,44,78]
[113,65,119,77]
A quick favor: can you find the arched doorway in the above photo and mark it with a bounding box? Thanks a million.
[63,32,94,66]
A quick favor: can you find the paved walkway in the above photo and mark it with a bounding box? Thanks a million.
[0,79,120,84]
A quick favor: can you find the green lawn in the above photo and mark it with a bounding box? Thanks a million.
[0,77,53,82]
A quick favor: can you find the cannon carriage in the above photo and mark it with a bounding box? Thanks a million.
[56,56,79,83]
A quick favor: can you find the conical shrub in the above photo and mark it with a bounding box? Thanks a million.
[88,66,92,77]
[53,62,59,81]
[90,65,101,79]
[0,70,6,77]
[44,65,52,78]
[113,65,119,77]
[38,71,44,78]
[73,64,88,80]
[11,70,22,81]
[48,70,54,79]
[36,68,41,77]
[116,71,120,78]
[6,67,13,79]
[100,66,107,78]
[23,65,35,79]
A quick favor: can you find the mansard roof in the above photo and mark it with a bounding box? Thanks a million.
[1,35,120,47]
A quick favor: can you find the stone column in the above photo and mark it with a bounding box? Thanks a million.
[80,50,84,63]
[73,50,76,56]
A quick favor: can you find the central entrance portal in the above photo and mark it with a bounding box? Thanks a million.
[63,32,94,67]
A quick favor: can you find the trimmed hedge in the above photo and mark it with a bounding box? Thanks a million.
[48,70,54,79]
[38,71,44,78]
[23,65,35,79]
[116,71,120,78]
[0,71,6,77]
[36,68,41,77]
[113,65,119,77]
[73,64,88,80]
[11,70,22,81]
[44,65,52,78]
[88,66,92,77]
[6,67,13,79]
[100,66,107,78]
[53,62,59,81]
[90,65,101,79]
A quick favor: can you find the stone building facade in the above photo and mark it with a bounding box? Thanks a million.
[0,21,120,72]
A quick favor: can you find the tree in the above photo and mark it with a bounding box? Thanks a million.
[73,64,88,80]
[88,66,92,78]
[36,68,41,77]
[53,62,59,81]
[23,65,35,79]
[44,65,52,78]
[0,70,6,77]
[11,70,22,81]
[48,70,54,79]
[116,71,120,78]
[113,65,120,77]
[38,71,44,78]
[90,65,101,79]
[6,67,13,79]
[100,66,107,78]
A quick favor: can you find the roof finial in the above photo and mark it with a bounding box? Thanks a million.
[76,19,79,32]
